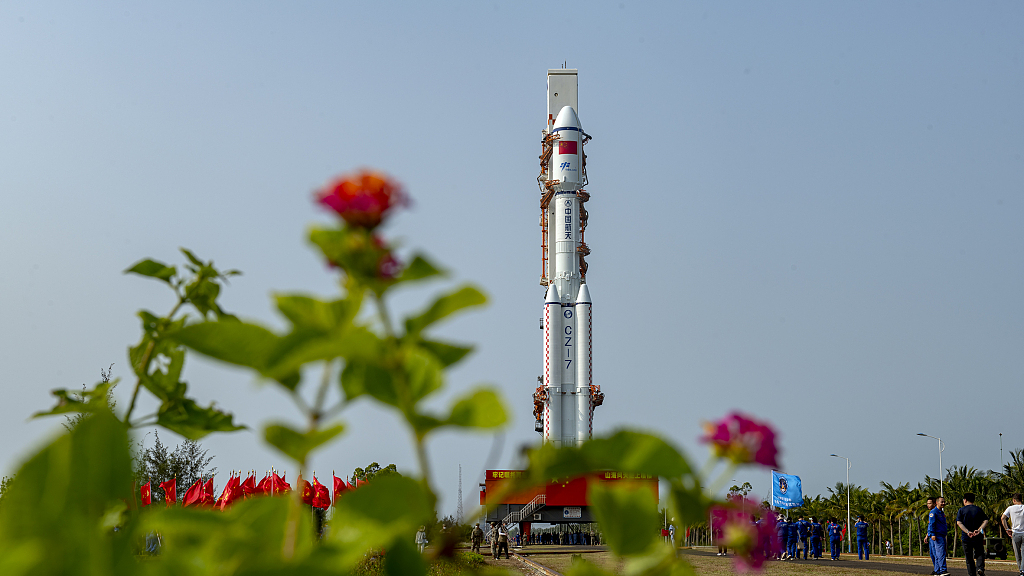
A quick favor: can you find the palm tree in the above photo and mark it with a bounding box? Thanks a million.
[880,482,912,556]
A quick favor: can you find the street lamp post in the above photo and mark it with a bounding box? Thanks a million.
[830,454,852,554]
[917,433,944,498]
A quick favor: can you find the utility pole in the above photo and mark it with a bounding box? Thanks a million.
[831,454,852,553]
[917,433,944,497]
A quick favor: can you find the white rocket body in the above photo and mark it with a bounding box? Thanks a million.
[539,78,595,448]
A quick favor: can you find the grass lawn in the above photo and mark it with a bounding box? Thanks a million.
[521,546,1023,575]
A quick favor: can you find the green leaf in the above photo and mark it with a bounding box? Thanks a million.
[327,475,433,569]
[124,259,176,283]
[33,380,117,419]
[179,247,203,267]
[524,430,694,485]
[274,294,352,332]
[404,348,443,403]
[417,339,473,367]
[156,397,246,440]
[395,254,444,284]
[0,411,135,575]
[137,496,318,572]
[669,478,710,525]
[262,325,381,384]
[589,481,660,556]
[169,320,281,371]
[340,359,397,405]
[141,346,187,402]
[384,537,427,576]
[264,423,344,464]
[403,285,486,336]
[445,388,507,429]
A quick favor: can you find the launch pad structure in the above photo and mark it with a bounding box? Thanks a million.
[481,69,655,535]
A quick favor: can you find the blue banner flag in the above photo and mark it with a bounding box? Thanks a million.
[771,470,803,509]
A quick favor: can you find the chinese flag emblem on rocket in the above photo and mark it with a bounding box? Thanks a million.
[558,141,577,155]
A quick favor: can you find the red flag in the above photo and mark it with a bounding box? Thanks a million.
[298,475,313,506]
[182,479,203,507]
[140,482,152,506]
[241,474,257,498]
[356,478,367,488]
[216,476,241,510]
[271,472,291,494]
[203,478,215,506]
[256,474,271,495]
[558,140,578,155]
[159,478,176,507]
[312,475,331,509]
[333,474,346,504]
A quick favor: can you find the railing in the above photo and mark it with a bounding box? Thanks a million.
[507,494,546,524]
[485,494,547,540]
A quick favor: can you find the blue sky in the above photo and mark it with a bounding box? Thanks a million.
[1,1,1022,516]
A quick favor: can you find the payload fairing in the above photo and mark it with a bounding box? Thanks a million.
[533,70,604,447]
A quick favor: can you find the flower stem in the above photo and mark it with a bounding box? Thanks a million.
[707,462,739,497]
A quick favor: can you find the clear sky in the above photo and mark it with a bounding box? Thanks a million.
[1,1,1022,516]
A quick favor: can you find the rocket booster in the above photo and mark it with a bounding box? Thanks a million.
[536,69,600,448]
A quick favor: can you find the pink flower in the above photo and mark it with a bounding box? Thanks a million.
[315,170,407,229]
[701,412,779,468]
[711,497,780,573]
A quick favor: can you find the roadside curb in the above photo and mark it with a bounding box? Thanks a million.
[513,552,564,576]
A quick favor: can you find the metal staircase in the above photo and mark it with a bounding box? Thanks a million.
[485,494,546,539]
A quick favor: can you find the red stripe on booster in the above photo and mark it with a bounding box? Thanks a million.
[558,141,578,155]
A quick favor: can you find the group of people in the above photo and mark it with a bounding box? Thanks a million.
[923,491,1024,576]
[770,515,863,561]
[469,522,510,560]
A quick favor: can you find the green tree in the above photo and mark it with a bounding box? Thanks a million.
[133,431,217,503]
[352,462,400,483]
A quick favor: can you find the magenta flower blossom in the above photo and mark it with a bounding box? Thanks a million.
[710,497,780,573]
[701,412,779,468]
[315,170,407,229]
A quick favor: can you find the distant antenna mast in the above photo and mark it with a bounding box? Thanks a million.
[457,464,464,524]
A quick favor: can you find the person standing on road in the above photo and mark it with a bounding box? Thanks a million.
[828,518,842,560]
[490,523,499,559]
[797,516,811,559]
[775,517,788,559]
[1001,493,1024,576]
[956,492,989,576]
[925,497,937,568]
[786,516,799,560]
[415,525,428,553]
[928,496,949,576]
[855,515,870,560]
[471,523,484,554]
[496,525,510,560]
[810,517,823,559]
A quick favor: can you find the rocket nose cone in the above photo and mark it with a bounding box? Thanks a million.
[545,284,560,303]
[553,105,581,130]
[575,284,592,304]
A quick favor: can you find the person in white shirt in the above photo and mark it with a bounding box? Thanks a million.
[1001,493,1024,576]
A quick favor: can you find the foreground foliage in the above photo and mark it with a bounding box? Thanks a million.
[0,169,774,575]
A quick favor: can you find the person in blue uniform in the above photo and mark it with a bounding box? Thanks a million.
[786,517,799,560]
[797,516,811,559]
[928,496,949,576]
[810,517,823,559]
[855,515,870,560]
[776,518,789,559]
[828,518,842,560]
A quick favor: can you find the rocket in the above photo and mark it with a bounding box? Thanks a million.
[534,70,603,447]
